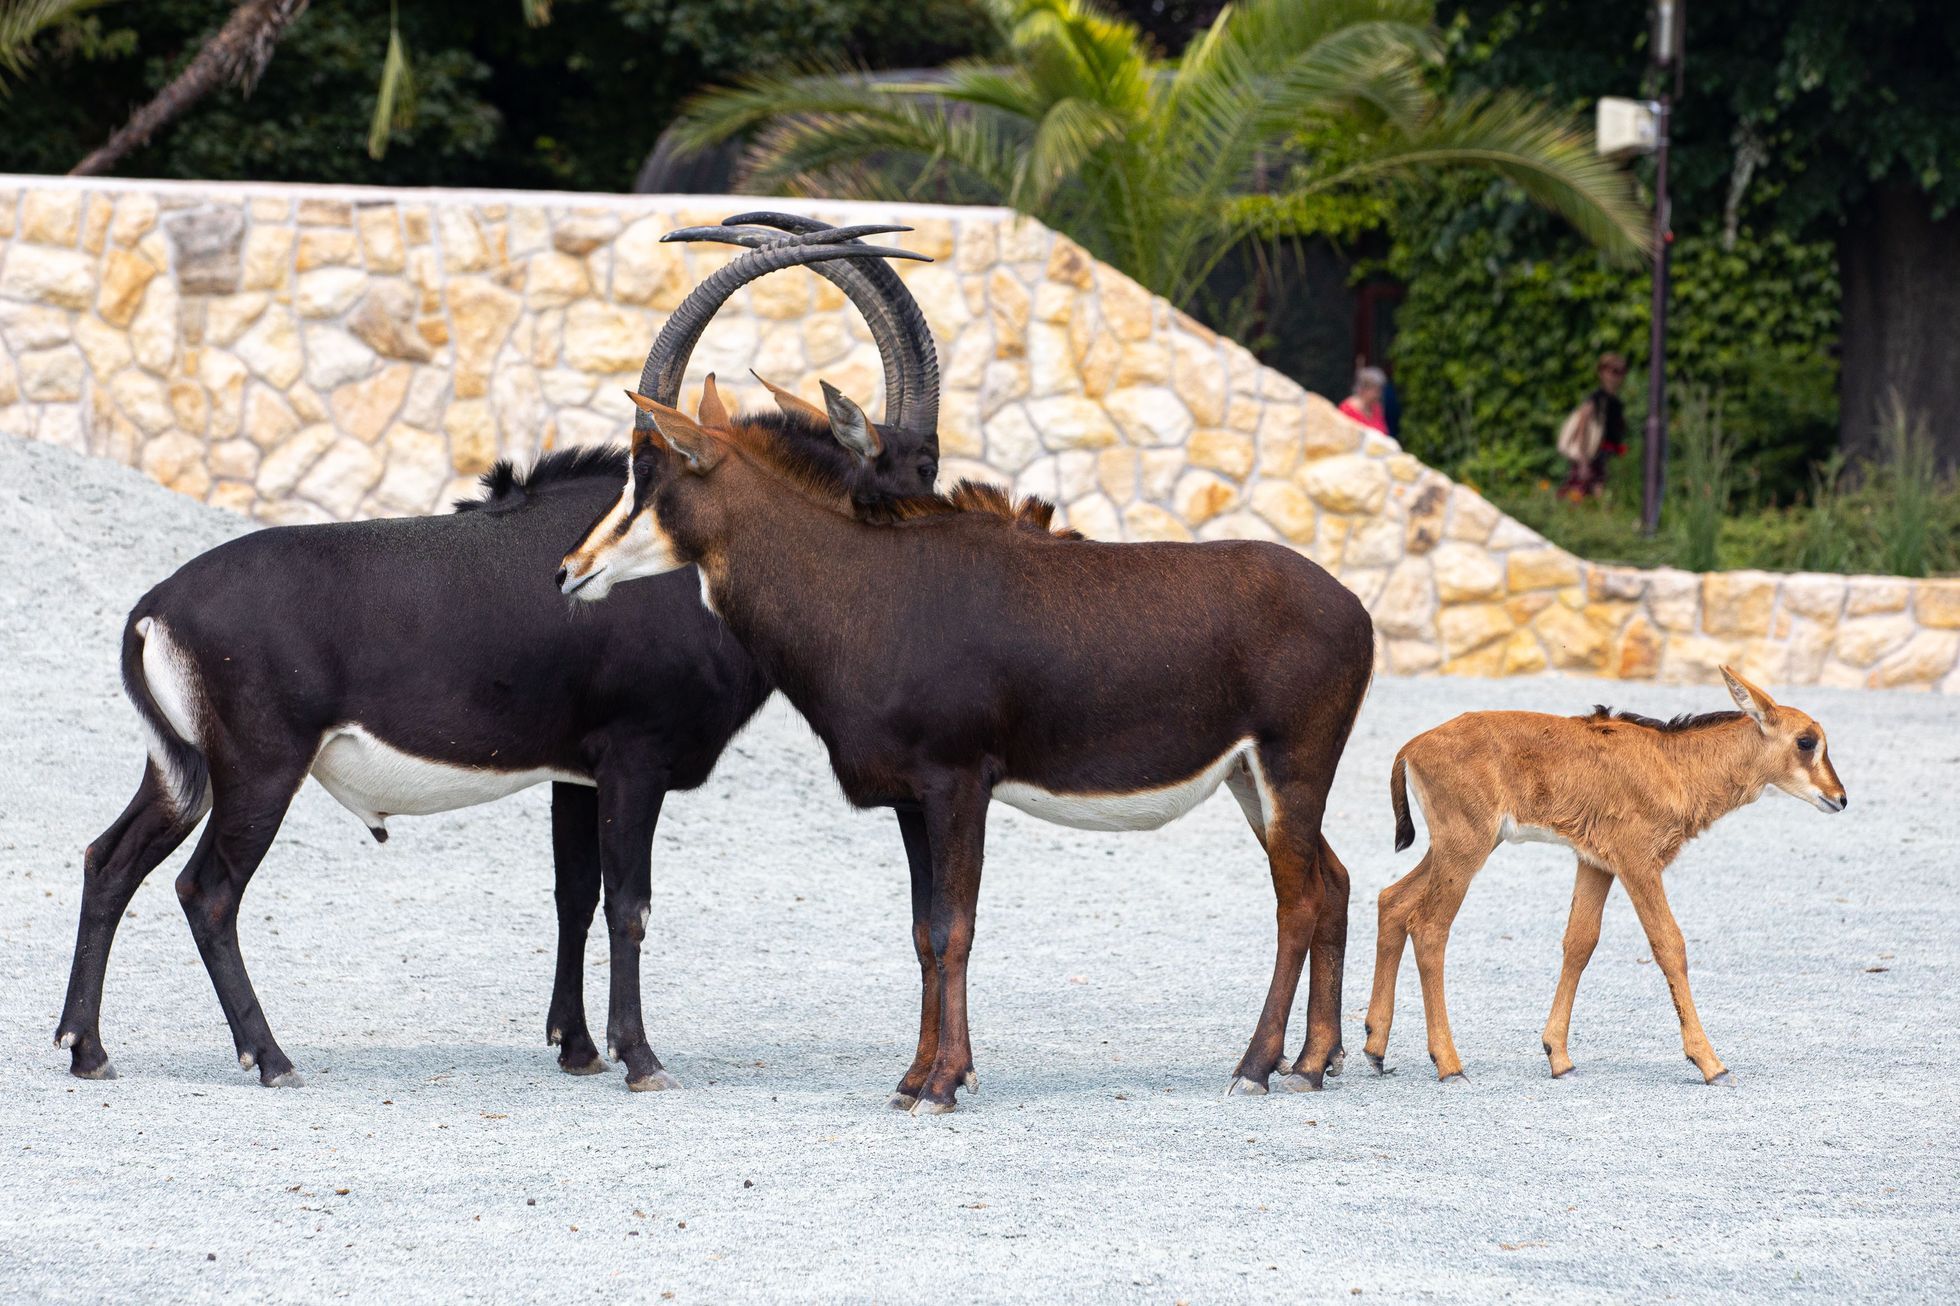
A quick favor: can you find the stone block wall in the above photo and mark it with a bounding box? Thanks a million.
[2,174,1955,692]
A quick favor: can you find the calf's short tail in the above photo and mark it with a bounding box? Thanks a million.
[1390,752,1415,853]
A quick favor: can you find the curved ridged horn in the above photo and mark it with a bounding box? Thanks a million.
[691,211,942,447]
[633,239,926,432]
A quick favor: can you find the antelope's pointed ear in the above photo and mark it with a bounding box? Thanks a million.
[820,380,883,461]
[1719,664,1775,731]
[751,371,830,427]
[697,373,729,428]
[623,390,721,472]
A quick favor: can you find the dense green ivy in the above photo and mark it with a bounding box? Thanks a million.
[1389,218,1840,503]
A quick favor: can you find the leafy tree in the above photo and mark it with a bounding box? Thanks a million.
[669,0,1646,309]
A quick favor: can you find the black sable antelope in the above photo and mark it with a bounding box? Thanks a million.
[56,216,941,1090]
[558,388,1377,1113]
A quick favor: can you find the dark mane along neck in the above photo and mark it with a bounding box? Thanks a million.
[1582,705,1747,735]
[453,445,626,513]
[724,414,1079,540]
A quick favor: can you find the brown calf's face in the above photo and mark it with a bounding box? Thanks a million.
[1719,665,1847,813]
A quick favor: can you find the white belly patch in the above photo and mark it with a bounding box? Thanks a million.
[992,738,1268,833]
[1497,815,1573,849]
[310,724,590,833]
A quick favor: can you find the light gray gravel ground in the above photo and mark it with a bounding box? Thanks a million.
[1,433,1956,1303]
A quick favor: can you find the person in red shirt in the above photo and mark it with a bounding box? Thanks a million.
[1339,365,1389,434]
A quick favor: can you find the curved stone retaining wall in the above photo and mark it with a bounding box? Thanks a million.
[2,175,1955,692]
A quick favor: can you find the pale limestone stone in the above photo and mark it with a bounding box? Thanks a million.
[687,312,758,381]
[81,194,111,253]
[1097,267,1153,341]
[440,208,493,271]
[1832,615,1914,668]
[165,208,245,293]
[1078,330,1119,399]
[0,352,14,406]
[1659,633,1741,682]
[1066,493,1122,540]
[979,357,1030,418]
[1445,486,1499,542]
[1123,501,1192,542]
[1645,568,1701,632]
[1402,480,1448,555]
[1172,469,1236,525]
[20,190,81,245]
[1301,394,1360,458]
[374,424,451,514]
[1439,603,1514,658]
[168,378,209,433]
[1486,517,1546,550]
[1534,604,1608,670]
[111,194,159,246]
[1045,236,1095,289]
[1249,480,1317,544]
[1845,576,1910,615]
[0,302,71,350]
[1171,333,1225,425]
[801,314,851,369]
[984,405,1043,472]
[508,206,549,257]
[96,249,160,327]
[129,276,180,374]
[1614,613,1663,679]
[1783,617,1836,683]
[1375,558,1436,638]
[1300,454,1388,515]
[747,269,810,320]
[1586,565,1647,602]
[201,350,247,436]
[1227,394,1262,432]
[989,268,1030,358]
[1255,405,1306,479]
[241,226,294,291]
[1344,516,1404,569]
[301,324,377,390]
[209,438,260,480]
[555,407,618,448]
[538,368,595,408]
[1114,340,1171,387]
[110,369,173,434]
[357,205,407,272]
[492,365,547,450]
[956,221,997,273]
[298,199,353,227]
[297,436,385,518]
[1013,455,1060,505]
[2,245,94,308]
[1781,573,1847,623]
[255,499,336,527]
[752,321,805,383]
[445,399,500,474]
[1139,449,1183,502]
[526,251,590,308]
[1701,571,1779,637]
[330,363,413,442]
[450,278,523,385]
[934,397,983,460]
[1054,449,1097,503]
[1387,452,1423,482]
[140,432,210,499]
[289,381,327,423]
[204,292,268,347]
[612,218,688,308]
[19,345,84,401]
[1196,510,1280,544]
[1095,448,1138,502]
[347,283,434,363]
[1430,542,1504,602]
[33,405,85,452]
[296,267,370,318]
[1188,428,1253,482]
[205,480,254,514]
[1507,547,1581,593]
[1915,582,1960,630]
[398,368,448,428]
[244,384,302,448]
[1021,395,1116,452]
[1026,322,1077,397]
[553,211,620,256]
[1387,638,1443,674]
[1105,385,1193,448]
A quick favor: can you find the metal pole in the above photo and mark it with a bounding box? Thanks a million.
[1642,89,1670,536]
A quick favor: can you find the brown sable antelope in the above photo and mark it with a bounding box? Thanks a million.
[555,387,1376,1114]
[1363,666,1848,1085]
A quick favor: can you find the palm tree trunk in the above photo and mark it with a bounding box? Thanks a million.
[69,0,310,177]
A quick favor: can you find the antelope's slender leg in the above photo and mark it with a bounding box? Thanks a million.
[910,774,988,1115]
[175,762,307,1086]
[594,776,672,1091]
[1281,836,1350,1090]
[56,765,206,1079]
[1363,854,1430,1071]
[1407,845,1480,1081]
[1230,803,1323,1095]
[889,805,942,1110]
[1617,866,1728,1083]
[547,783,606,1075]
[1542,860,1613,1079]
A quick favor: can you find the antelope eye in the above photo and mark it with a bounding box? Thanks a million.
[918,461,936,484]
[1796,735,1818,752]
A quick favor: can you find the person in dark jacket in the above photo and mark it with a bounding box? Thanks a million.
[1560,352,1630,499]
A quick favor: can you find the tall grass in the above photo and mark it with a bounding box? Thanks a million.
[1872,394,1939,578]
[1795,448,1852,574]
[1671,388,1732,573]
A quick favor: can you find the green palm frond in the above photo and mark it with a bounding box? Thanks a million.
[0,0,104,90]
[366,5,413,160]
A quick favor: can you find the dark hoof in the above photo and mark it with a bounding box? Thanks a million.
[627,1068,681,1093]
[1277,1071,1322,1093]
[558,1052,610,1077]
[71,1058,118,1081]
[1225,1075,1269,1097]
[1708,1070,1734,1087]
[909,1094,956,1117]
[962,1069,979,1094]
[1439,1071,1468,1084]
[1552,1067,1576,1080]
[1325,1046,1346,1078]
[1275,1056,1294,1076]
[887,1091,919,1111]
[1365,1050,1391,1075]
[261,1068,305,1089]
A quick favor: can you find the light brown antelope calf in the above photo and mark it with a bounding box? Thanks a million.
[1364,667,1847,1085]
